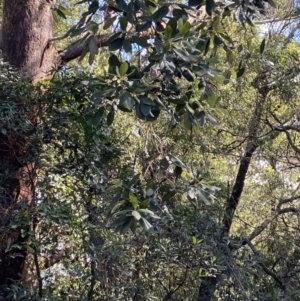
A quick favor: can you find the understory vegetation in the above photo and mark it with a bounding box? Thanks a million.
[1,0,300,300]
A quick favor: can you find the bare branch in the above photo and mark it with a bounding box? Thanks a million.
[246,207,300,243]
[278,195,300,208]
[247,241,285,291]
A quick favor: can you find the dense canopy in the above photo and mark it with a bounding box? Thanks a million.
[1,0,300,300]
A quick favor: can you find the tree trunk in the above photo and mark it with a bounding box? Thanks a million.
[1,0,56,82]
[0,0,55,294]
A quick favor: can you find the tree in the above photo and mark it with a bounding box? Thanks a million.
[0,0,286,299]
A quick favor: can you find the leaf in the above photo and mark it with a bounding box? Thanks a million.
[184,110,192,130]
[173,48,198,63]
[165,25,173,39]
[237,66,245,78]
[260,38,266,54]
[116,0,128,11]
[109,37,125,51]
[136,21,152,32]
[167,18,177,34]
[182,69,194,82]
[123,39,132,53]
[174,166,182,179]
[103,15,118,30]
[139,217,154,231]
[163,41,170,53]
[88,53,95,65]
[132,36,149,48]
[129,191,139,210]
[86,21,99,34]
[204,37,211,55]
[180,21,191,36]
[131,210,141,220]
[268,0,277,8]
[173,9,188,20]
[140,95,156,106]
[172,156,184,167]
[206,113,219,126]
[119,91,134,111]
[119,62,129,76]
[119,16,128,31]
[107,112,114,126]
[56,8,67,19]
[78,47,89,62]
[206,0,216,15]
[223,70,231,85]
[139,209,160,219]
[129,173,140,186]
[188,0,204,6]
[88,36,98,55]
[57,4,72,16]
[160,157,170,171]
[152,5,169,22]
[120,217,134,234]
[92,106,105,127]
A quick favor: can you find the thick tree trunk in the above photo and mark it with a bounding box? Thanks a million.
[1,0,56,82]
[0,0,55,294]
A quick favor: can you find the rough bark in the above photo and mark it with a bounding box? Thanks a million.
[1,0,56,82]
[0,0,55,294]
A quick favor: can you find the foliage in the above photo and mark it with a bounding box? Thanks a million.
[2,0,300,301]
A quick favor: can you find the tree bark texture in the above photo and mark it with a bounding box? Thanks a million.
[1,0,56,82]
[0,0,55,293]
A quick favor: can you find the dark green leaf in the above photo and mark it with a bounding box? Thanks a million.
[182,69,194,82]
[109,37,125,51]
[119,217,134,234]
[123,39,132,53]
[167,18,177,34]
[160,157,170,171]
[107,112,114,126]
[88,53,95,65]
[140,96,156,106]
[152,5,169,22]
[237,66,245,78]
[204,37,211,55]
[188,0,204,6]
[92,106,105,127]
[119,16,128,31]
[206,0,216,15]
[116,0,128,11]
[133,36,149,48]
[173,9,187,20]
[109,54,121,73]
[136,21,152,32]
[268,0,277,8]
[103,15,118,30]
[119,91,134,111]
[260,38,266,54]
[56,8,67,19]
[107,32,123,44]
[174,166,182,179]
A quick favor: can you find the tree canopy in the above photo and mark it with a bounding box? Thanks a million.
[1,0,300,300]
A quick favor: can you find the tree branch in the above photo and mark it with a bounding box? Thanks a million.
[245,207,300,243]
[58,31,152,64]
[247,241,286,291]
